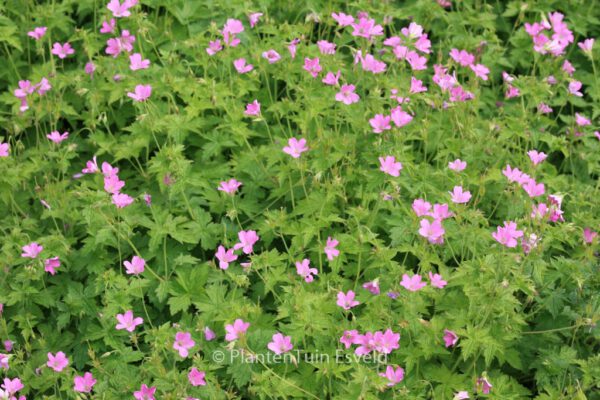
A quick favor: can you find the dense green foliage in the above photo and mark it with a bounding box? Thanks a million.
[0,0,599,398]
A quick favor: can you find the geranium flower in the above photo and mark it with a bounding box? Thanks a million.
[303,57,322,77]
[324,237,339,260]
[173,332,195,357]
[379,156,402,177]
[21,242,43,258]
[362,280,380,295]
[443,329,459,347]
[244,100,261,116]
[218,179,242,194]
[267,333,293,354]
[47,352,69,372]
[400,274,427,291]
[492,221,523,248]
[215,246,237,269]
[127,84,152,102]
[295,259,317,282]
[225,319,250,342]
[73,372,96,393]
[527,150,547,165]
[429,272,447,288]
[369,114,391,133]
[44,257,60,275]
[449,186,471,204]
[335,84,359,104]
[124,256,145,275]
[337,290,359,310]
[448,159,466,171]
[112,193,134,208]
[116,310,143,332]
[133,384,156,400]
[331,12,354,27]
[379,365,404,387]
[322,71,340,85]
[340,330,359,349]
[418,219,445,244]
[283,137,308,158]
[51,42,75,59]
[188,368,206,386]
[27,27,47,40]
[233,230,259,254]
[248,12,263,28]
[107,0,137,17]
[262,49,281,63]
[129,53,150,70]
[234,58,253,74]
[0,142,9,157]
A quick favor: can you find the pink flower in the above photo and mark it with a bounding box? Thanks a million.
[106,30,137,56]
[303,57,322,78]
[449,48,475,66]
[449,186,471,204]
[225,319,250,342]
[267,333,293,354]
[51,42,75,59]
[331,12,354,27]
[27,27,47,40]
[391,106,413,127]
[1,377,23,395]
[448,159,466,171]
[410,77,427,93]
[335,84,360,105]
[379,365,404,387]
[262,49,281,63]
[233,58,253,74]
[476,377,493,394]
[317,40,336,55]
[107,0,137,17]
[400,274,427,291]
[47,351,69,372]
[215,246,237,269]
[415,34,432,53]
[492,221,524,248]
[502,164,525,183]
[173,332,195,357]
[3,341,12,352]
[412,199,432,216]
[418,219,445,244]
[222,19,244,47]
[127,84,152,102]
[124,256,145,275]
[522,179,545,198]
[431,203,453,220]
[129,53,150,70]
[337,290,359,310]
[470,64,490,80]
[454,391,470,400]
[351,17,383,40]
[538,103,552,114]
[443,329,458,347]
[429,272,447,288]
[578,38,594,54]
[406,51,427,70]
[204,327,216,341]
[562,60,575,76]
[188,368,206,386]
[527,150,547,165]
[360,53,387,73]
[234,230,259,254]
[112,192,134,208]
[116,310,143,332]
[218,179,242,194]
[206,40,222,56]
[44,257,60,275]
[379,156,402,177]
[22,242,43,258]
[296,259,318,282]
[569,81,583,97]
[575,113,591,126]
[322,70,340,85]
[324,237,339,261]
[583,228,597,244]
[362,280,380,295]
[104,173,125,194]
[85,62,96,76]
[47,131,69,144]
[401,22,424,39]
[0,354,8,370]
[82,156,99,174]
[244,100,261,116]
[340,330,359,349]
[287,39,300,59]
[283,137,308,158]
[133,384,156,400]
[100,19,116,34]
[0,142,9,157]
[369,114,391,133]
[73,372,96,393]
[248,12,263,28]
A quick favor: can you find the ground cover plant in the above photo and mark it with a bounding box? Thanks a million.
[0,0,599,398]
